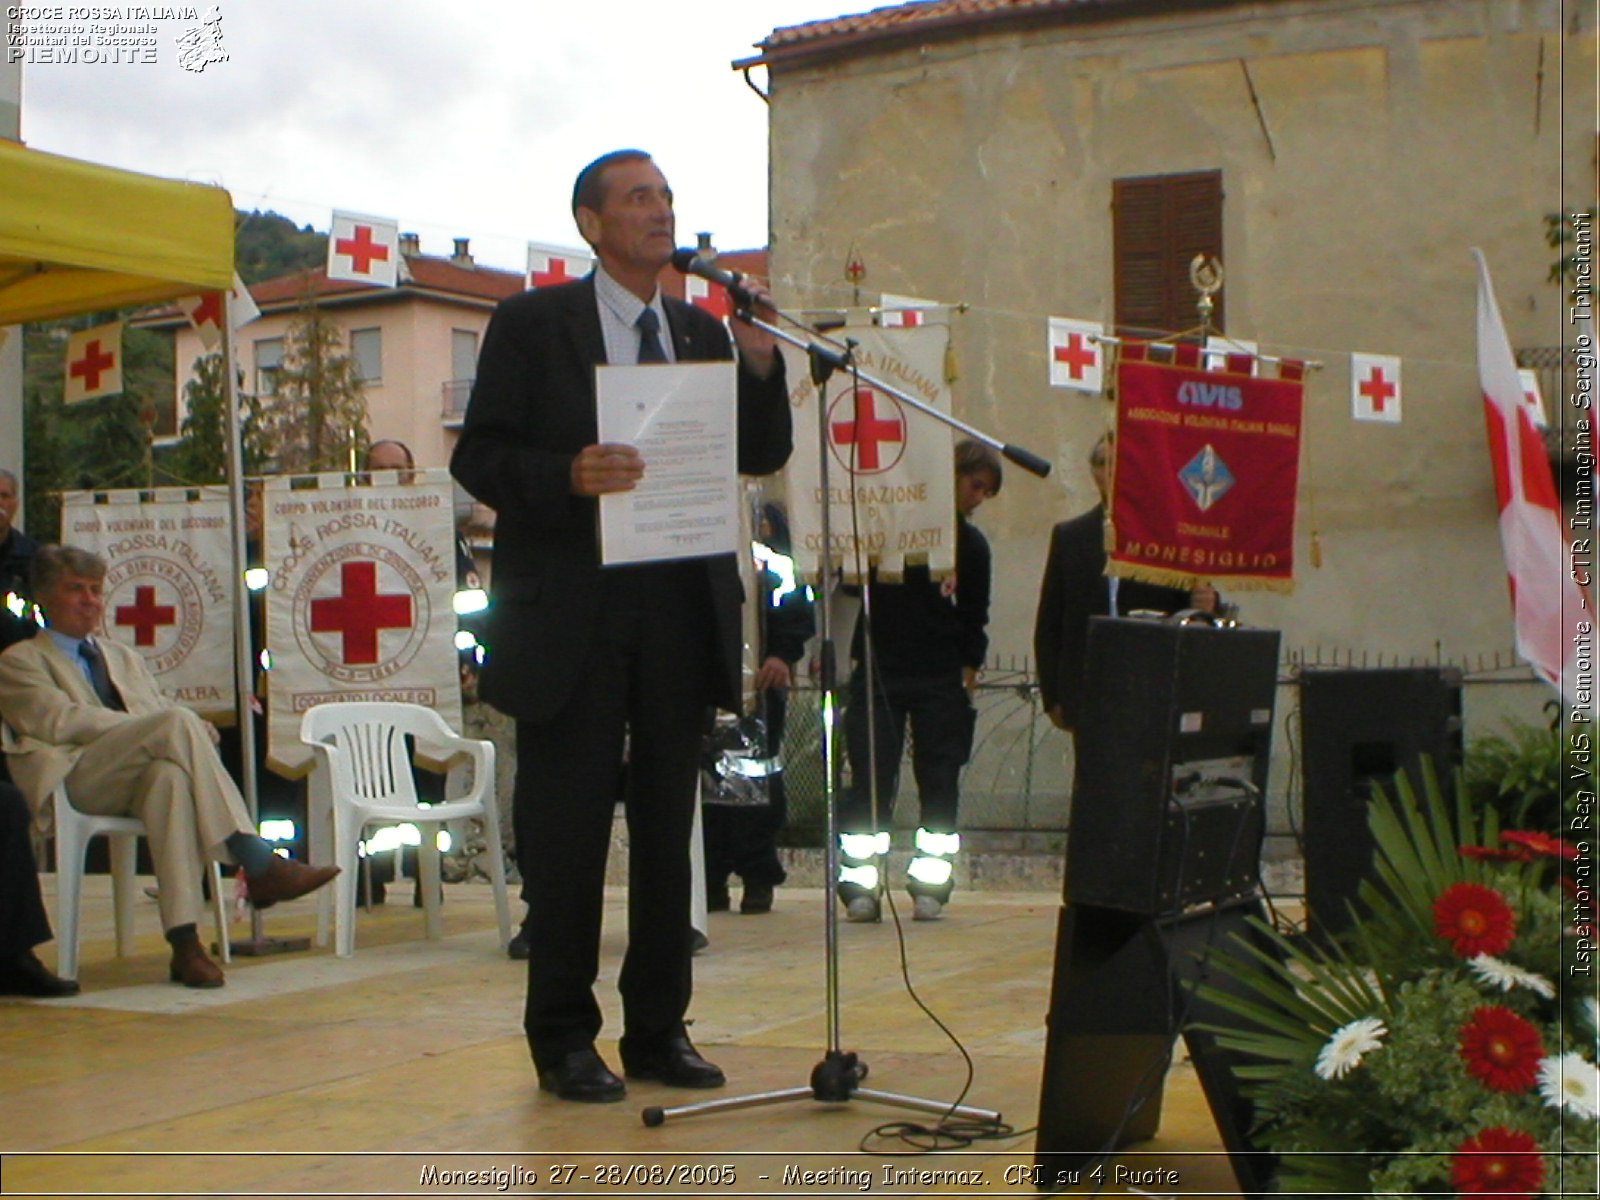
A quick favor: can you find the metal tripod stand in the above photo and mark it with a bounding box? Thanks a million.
[641,286,1048,1129]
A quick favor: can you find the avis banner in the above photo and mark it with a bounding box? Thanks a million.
[61,487,237,719]
[782,323,956,583]
[1109,345,1305,592]
[262,469,462,774]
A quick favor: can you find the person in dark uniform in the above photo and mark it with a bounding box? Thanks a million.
[836,439,1000,924]
[703,503,813,916]
[0,779,79,997]
[1033,432,1218,738]
[1,469,39,616]
[450,149,791,1104]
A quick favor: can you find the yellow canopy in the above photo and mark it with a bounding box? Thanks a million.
[0,139,233,325]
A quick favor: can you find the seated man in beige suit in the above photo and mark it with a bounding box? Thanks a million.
[0,545,339,987]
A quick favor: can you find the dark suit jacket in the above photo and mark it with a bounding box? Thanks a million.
[1033,504,1195,729]
[450,276,792,724]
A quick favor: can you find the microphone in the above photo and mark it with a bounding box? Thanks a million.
[671,248,756,305]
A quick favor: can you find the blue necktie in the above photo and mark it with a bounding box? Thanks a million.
[635,308,668,364]
[79,641,124,711]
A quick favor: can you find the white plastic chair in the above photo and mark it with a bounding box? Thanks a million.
[300,702,510,958]
[50,782,230,981]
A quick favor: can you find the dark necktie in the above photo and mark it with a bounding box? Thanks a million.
[635,307,668,364]
[79,641,125,711]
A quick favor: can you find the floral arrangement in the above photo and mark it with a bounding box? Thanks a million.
[1198,767,1598,1196]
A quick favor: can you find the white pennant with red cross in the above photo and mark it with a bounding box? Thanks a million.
[1474,249,1587,702]
[1350,352,1402,423]
[327,211,400,287]
[64,321,123,404]
[526,241,594,290]
[177,272,261,352]
[1047,317,1104,393]
[685,274,732,321]
[880,293,936,329]
[780,323,955,582]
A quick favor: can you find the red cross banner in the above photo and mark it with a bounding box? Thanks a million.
[177,273,261,352]
[1474,250,1587,702]
[685,274,732,321]
[1047,317,1105,393]
[61,487,237,720]
[1108,342,1305,592]
[262,469,462,774]
[327,210,400,288]
[525,241,593,290]
[1351,351,1403,423]
[782,323,956,583]
[63,321,123,404]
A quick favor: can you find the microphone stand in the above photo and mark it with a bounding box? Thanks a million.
[641,290,1049,1130]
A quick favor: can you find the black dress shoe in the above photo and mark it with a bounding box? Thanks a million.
[740,882,774,914]
[0,950,81,998]
[536,1048,625,1103]
[506,926,533,960]
[621,1035,725,1089]
[705,882,731,913]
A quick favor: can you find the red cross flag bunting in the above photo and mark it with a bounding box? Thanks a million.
[177,272,262,352]
[685,274,732,321]
[781,323,956,583]
[61,487,237,720]
[1474,249,1587,703]
[1047,317,1105,393]
[1350,352,1403,423]
[261,469,462,774]
[880,293,936,329]
[327,210,400,288]
[63,321,124,404]
[526,241,594,290]
[1108,340,1305,592]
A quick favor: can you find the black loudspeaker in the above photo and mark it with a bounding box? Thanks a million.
[1299,668,1463,939]
[1067,619,1281,915]
[1035,899,1279,1196]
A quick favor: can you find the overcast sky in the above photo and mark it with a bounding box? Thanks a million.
[12,1,867,271]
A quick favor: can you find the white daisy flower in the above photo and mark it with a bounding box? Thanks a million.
[1537,1051,1600,1120]
[1468,953,1556,1000]
[1314,1017,1387,1081]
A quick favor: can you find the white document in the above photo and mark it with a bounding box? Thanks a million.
[596,361,739,566]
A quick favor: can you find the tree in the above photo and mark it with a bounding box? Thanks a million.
[166,351,268,485]
[256,301,369,473]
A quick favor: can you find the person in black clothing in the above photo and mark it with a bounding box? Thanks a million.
[1033,432,1218,737]
[703,503,814,916]
[0,779,79,997]
[1,469,39,617]
[836,440,1000,923]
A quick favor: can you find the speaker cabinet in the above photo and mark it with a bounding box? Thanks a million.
[1036,899,1279,1196]
[1067,619,1280,915]
[1299,668,1463,939]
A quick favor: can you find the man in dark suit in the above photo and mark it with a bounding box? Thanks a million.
[1034,434,1217,734]
[450,149,791,1103]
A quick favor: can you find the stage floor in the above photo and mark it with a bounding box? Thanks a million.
[0,876,1254,1197]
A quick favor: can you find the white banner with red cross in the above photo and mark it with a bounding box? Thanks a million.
[61,487,236,720]
[327,210,400,288]
[781,323,956,583]
[262,470,462,774]
[63,321,123,404]
[526,241,594,290]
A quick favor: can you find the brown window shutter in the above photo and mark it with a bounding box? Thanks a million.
[1113,170,1223,338]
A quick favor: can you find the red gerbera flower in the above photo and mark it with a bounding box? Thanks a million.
[1460,1006,1544,1092]
[1460,845,1531,863]
[1501,830,1578,861]
[1451,1126,1544,1196]
[1433,882,1516,957]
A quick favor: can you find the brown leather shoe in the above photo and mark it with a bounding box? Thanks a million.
[168,940,225,989]
[246,857,341,909]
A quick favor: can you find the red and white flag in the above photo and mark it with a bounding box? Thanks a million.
[1047,317,1105,393]
[1475,249,1587,701]
[1351,352,1402,423]
[685,274,732,321]
[327,211,399,287]
[64,321,123,404]
[526,242,593,290]
[880,293,935,328]
[177,272,261,351]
